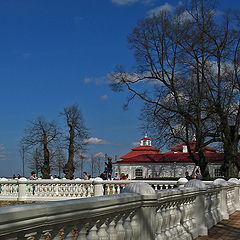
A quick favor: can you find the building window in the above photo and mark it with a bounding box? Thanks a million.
[135,168,143,178]
[214,168,222,177]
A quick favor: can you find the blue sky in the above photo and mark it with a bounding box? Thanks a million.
[0,0,239,177]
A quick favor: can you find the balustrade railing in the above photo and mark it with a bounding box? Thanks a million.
[0,177,214,201]
[0,178,239,239]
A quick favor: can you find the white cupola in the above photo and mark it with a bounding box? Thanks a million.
[140,133,152,147]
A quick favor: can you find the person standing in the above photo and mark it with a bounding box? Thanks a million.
[185,171,192,180]
[30,171,37,180]
[83,171,89,180]
[195,169,203,180]
[29,171,37,195]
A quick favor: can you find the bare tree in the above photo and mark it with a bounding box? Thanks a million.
[18,144,26,177]
[21,117,60,179]
[75,152,87,178]
[60,104,89,179]
[27,148,42,177]
[51,146,66,178]
[110,0,240,179]
[93,152,105,177]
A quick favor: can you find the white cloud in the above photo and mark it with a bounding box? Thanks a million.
[101,94,109,100]
[148,3,174,16]
[94,152,105,158]
[23,53,32,59]
[73,16,83,24]
[83,75,109,85]
[111,0,154,5]
[111,0,138,5]
[132,141,140,147]
[84,137,110,145]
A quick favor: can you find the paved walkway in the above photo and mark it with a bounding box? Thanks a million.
[195,211,240,240]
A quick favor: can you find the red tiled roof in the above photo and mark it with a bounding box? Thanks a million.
[116,140,225,165]
[170,141,216,152]
[120,146,160,159]
[116,152,225,164]
[141,136,150,140]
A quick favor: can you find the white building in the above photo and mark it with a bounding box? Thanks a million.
[114,134,224,179]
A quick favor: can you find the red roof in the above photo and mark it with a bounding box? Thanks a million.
[141,136,150,140]
[116,152,224,164]
[116,140,225,165]
[120,145,160,159]
[170,141,216,153]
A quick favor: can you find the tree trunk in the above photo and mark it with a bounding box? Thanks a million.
[198,148,210,180]
[221,126,239,179]
[41,132,51,179]
[64,126,75,179]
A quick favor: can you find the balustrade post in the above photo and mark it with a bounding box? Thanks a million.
[124,182,157,240]
[211,179,229,220]
[228,178,240,210]
[93,178,104,196]
[184,179,208,237]
[17,177,28,201]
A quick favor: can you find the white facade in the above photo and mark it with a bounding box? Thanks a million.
[114,162,222,179]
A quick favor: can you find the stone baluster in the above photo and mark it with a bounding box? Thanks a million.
[189,197,197,238]
[106,184,110,195]
[215,190,221,222]
[77,223,88,240]
[175,201,184,239]
[82,183,87,197]
[115,214,125,240]
[24,231,41,240]
[155,206,165,240]
[77,184,82,197]
[89,184,93,197]
[171,201,179,238]
[162,203,171,239]
[38,230,52,240]
[211,192,218,225]
[97,218,109,240]
[130,211,140,240]
[87,220,99,240]
[168,203,175,237]
[186,199,193,233]
[50,226,65,240]
[54,183,59,198]
[116,184,120,194]
[107,216,118,240]
[123,212,133,240]
[181,199,190,239]
[64,224,76,240]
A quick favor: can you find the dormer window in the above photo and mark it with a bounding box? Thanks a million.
[183,145,188,153]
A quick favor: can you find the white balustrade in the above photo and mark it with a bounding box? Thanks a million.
[0,179,239,239]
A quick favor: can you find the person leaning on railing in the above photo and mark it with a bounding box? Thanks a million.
[29,171,38,195]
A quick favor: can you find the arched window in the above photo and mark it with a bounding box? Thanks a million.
[135,168,143,178]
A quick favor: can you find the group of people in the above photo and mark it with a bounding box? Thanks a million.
[100,161,113,180]
[185,169,203,180]
[12,173,21,179]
